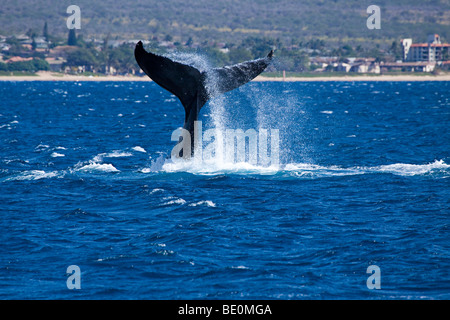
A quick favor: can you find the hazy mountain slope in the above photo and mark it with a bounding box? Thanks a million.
[0,0,448,43]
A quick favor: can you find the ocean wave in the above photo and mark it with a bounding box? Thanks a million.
[4,159,447,181]
[149,188,164,194]
[74,161,119,173]
[156,158,448,178]
[371,160,450,176]
[6,170,60,181]
[284,160,449,177]
[132,146,147,153]
[188,200,216,207]
[104,151,133,158]
[161,197,186,206]
[91,150,133,162]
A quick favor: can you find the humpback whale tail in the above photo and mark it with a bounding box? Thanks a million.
[134,41,273,156]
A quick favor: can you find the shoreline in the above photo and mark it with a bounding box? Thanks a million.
[0,71,449,82]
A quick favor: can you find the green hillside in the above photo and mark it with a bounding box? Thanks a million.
[1,0,449,45]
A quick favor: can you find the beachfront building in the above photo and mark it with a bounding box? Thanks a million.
[402,34,450,62]
[380,61,436,73]
[349,58,380,74]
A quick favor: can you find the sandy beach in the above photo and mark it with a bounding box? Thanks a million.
[0,71,450,82]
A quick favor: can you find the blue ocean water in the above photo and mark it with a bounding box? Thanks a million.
[0,80,449,299]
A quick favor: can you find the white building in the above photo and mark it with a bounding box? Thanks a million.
[402,34,450,62]
[381,61,436,73]
[336,62,351,72]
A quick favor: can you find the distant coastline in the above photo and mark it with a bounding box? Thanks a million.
[0,71,450,82]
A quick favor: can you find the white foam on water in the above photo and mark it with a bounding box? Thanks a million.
[371,160,449,176]
[149,188,164,194]
[50,152,65,158]
[284,160,449,177]
[132,146,147,153]
[92,150,133,163]
[74,161,119,173]
[188,200,216,207]
[161,197,186,206]
[104,150,133,158]
[284,163,363,178]
[166,198,186,205]
[161,157,280,176]
[147,157,449,178]
[8,170,60,181]
[35,144,50,150]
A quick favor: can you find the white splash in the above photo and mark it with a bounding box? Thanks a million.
[147,157,449,178]
[74,161,119,173]
[161,157,280,175]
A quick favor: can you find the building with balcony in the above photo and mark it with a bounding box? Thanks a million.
[402,34,450,62]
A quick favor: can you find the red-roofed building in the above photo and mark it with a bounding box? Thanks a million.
[402,34,450,62]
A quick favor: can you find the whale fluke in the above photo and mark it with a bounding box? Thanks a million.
[134,41,202,113]
[206,50,274,99]
[134,40,273,155]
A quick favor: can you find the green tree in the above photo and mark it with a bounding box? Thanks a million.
[202,47,230,66]
[0,62,8,71]
[228,48,252,64]
[26,28,37,39]
[109,44,136,74]
[7,59,49,72]
[68,29,77,46]
[5,37,27,59]
[65,47,98,71]
[33,59,50,71]
[389,41,403,61]
[43,22,49,42]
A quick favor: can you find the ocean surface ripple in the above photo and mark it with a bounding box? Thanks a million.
[0,80,448,299]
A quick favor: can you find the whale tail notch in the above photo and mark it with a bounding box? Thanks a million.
[134,41,273,113]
